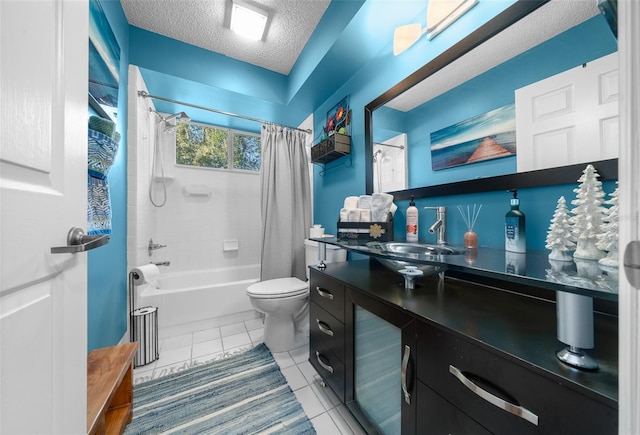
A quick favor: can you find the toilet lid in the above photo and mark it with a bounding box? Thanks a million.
[247,277,308,299]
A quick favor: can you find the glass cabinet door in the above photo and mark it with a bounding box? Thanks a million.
[354,306,402,434]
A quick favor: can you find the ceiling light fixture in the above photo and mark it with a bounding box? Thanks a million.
[393,0,478,56]
[229,0,270,41]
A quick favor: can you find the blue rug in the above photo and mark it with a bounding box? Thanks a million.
[125,343,316,434]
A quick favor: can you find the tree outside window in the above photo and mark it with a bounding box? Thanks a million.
[176,122,260,172]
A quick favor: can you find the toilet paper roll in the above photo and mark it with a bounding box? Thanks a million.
[310,226,325,238]
[132,264,160,287]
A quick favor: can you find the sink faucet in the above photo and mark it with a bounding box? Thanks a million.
[424,206,447,245]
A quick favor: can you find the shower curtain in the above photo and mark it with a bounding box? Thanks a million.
[260,124,311,281]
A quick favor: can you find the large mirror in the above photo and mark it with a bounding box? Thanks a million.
[365,0,618,197]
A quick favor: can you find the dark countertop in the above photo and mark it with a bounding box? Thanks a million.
[312,238,619,301]
[311,260,618,409]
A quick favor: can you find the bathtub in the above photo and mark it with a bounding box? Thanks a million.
[137,264,260,330]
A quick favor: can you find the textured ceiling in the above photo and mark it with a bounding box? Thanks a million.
[121,0,331,75]
[386,0,601,112]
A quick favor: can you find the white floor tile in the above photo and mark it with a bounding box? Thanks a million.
[272,351,296,369]
[297,360,318,385]
[310,379,340,411]
[293,385,326,420]
[161,333,192,351]
[244,317,264,331]
[193,327,221,343]
[222,331,252,350]
[220,322,247,337]
[289,344,309,365]
[194,351,226,365]
[280,365,308,391]
[192,338,223,359]
[311,412,342,435]
[154,345,192,369]
[248,327,264,344]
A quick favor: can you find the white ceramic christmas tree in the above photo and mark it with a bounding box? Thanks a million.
[597,183,619,267]
[545,196,575,261]
[570,164,606,260]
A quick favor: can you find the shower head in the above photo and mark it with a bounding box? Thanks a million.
[373,149,382,162]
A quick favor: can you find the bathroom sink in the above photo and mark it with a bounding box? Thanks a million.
[376,242,465,257]
[366,242,465,277]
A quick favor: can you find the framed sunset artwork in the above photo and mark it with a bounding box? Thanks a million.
[430,104,516,171]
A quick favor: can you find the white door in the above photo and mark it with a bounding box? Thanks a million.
[0,1,88,433]
[516,52,619,172]
[618,1,640,432]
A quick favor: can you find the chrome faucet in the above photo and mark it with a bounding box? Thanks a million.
[424,206,447,245]
[148,238,167,256]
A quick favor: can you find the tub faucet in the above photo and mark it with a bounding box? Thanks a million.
[424,206,447,245]
[148,238,167,256]
[151,261,171,267]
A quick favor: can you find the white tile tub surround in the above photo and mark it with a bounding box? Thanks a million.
[133,316,366,435]
[127,65,262,276]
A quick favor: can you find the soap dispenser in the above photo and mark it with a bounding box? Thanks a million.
[505,189,526,253]
[406,196,419,242]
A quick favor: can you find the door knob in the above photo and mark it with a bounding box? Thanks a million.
[623,241,640,288]
[50,227,110,254]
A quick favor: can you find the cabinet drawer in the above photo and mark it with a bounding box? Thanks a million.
[309,343,345,402]
[310,301,345,363]
[417,381,491,435]
[416,322,617,434]
[309,271,345,322]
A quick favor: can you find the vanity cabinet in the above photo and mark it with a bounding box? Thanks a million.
[308,261,618,435]
[416,321,617,434]
[309,270,347,402]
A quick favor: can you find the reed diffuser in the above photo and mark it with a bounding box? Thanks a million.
[457,204,482,249]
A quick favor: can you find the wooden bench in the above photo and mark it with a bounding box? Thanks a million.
[87,342,138,434]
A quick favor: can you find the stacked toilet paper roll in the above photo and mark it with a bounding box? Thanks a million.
[132,264,160,287]
[310,224,325,238]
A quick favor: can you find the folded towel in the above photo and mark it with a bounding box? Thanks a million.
[371,193,394,222]
[348,209,361,222]
[360,209,371,222]
[340,208,350,222]
[344,196,359,209]
[390,203,398,216]
[89,116,116,138]
[358,195,372,209]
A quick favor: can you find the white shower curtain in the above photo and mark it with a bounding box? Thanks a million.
[260,124,312,281]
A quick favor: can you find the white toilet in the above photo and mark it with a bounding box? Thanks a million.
[247,239,346,352]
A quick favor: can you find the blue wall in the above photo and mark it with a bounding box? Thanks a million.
[87,0,129,351]
[312,5,618,253]
[312,0,516,233]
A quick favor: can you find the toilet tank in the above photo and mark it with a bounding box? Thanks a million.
[304,239,347,279]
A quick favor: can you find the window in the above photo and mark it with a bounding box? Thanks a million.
[175,122,261,171]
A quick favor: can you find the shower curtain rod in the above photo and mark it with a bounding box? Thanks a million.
[138,91,312,134]
[374,142,405,150]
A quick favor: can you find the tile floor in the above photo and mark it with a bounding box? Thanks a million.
[132,314,366,435]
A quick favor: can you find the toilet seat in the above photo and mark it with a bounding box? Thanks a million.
[246,277,308,300]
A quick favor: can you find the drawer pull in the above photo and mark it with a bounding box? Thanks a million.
[401,345,412,405]
[449,365,539,426]
[316,286,334,300]
[315,351,334,374]
[316,319,334,337]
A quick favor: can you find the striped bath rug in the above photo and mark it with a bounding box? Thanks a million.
[125,343,316,434]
